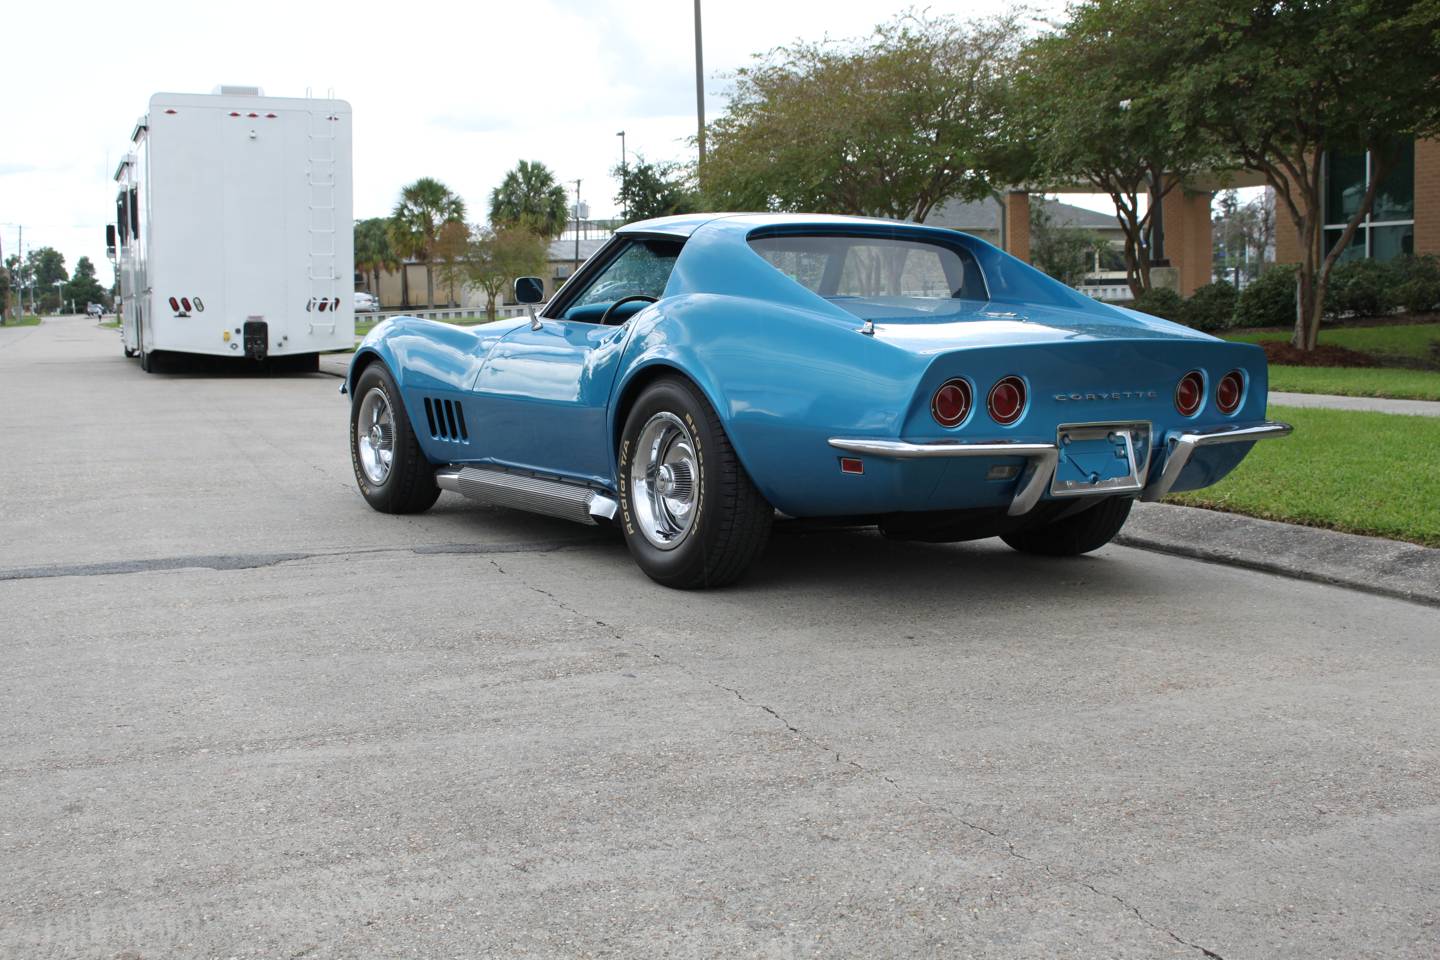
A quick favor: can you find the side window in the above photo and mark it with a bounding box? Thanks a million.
[568,239,684,311]
[130,187,140,242]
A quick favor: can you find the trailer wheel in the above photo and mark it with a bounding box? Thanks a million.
[350,363,439,514]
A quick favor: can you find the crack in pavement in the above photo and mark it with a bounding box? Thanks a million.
[0,538,606,582]
[488,556,1229,960]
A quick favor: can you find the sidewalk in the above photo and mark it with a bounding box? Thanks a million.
[1270,390,1440,417]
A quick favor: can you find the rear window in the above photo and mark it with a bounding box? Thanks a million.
[749,233,987,301]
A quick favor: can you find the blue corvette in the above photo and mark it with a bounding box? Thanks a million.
[345,213,1290,588]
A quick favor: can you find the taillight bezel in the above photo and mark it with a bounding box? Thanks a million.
[987,376,1027,426]
[1175,370,1205,418]
[1216,370,1245,415]
[931,378,973,428]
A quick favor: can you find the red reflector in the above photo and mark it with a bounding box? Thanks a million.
[265,113,277,118]
[987,376,1026,425]
[839,457,864,475]
[181,297,192,313]
[168,297,180,312]
[931,378,972,427]
[318,300,328,312]
[164,109,177,115]
[1216,370,1244,414]
[229,112,240,117]
[332,297,340,310]
[1176,371,1204,416]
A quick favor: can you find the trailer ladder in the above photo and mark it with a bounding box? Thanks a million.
[305,109,339,334]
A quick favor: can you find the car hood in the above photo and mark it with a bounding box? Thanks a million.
[825,296,1214,353]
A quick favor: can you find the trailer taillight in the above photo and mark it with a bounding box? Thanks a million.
[168,297,180,313]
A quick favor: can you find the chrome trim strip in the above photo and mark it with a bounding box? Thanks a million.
[826,437,1059,517]
[435,465,614,526]
[1140,421,1293,502]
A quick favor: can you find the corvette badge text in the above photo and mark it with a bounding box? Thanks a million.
[1054,390,1160,402]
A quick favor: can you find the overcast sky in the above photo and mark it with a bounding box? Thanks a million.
[2,0,1069,279]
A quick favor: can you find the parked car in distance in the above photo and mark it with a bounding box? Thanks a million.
[344,213,1291,588]
[355,292,379,313]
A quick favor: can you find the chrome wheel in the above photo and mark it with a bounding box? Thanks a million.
[356,386,395,485]
[630,412,699,550]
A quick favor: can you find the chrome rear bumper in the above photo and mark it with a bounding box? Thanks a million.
[826,438,1058,516]
[1139,421,1292,502]
[828,419,1292,515]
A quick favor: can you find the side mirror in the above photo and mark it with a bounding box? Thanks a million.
[514,276,544,304]
[105,225,117,258]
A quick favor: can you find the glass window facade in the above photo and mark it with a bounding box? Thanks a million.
[1323,140,1415,261]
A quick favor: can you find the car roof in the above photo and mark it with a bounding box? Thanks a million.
[616,212,963,239]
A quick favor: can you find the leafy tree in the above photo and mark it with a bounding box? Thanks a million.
[614,156,699,223]
[1014,8,1219,296]
[27,247,67,289]
[441,225,548,322]
[1029,200,1107,288]
[489,161,570,239]
[432,220,472,307]
[703,11,1022,221]
[389,177,467,309]
[1211,189,1274,287]
[354,218,398,302]
[1150,0,1440,349]
[0,266,9,323]
[63,256,108,311]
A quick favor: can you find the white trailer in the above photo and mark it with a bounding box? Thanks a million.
[109,86,353,371]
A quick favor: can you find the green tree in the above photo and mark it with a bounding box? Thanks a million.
[1146,0,1440,349]
[1014,9,1219,296]
[489,161,570,239]
[445,225,548,322]
[703,12,1023,221]
[353,217,398,302]
[1029,201,1106,289]
[613,156,699,223]
[1211,189,1274,287]
[389,177,467,309]
[63,256,108,311]
[27,247,67,289]
[0,266,9,323]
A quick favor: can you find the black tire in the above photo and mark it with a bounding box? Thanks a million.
[1001,496,1133,556]
[139,349,159,374]
[618,377,772,588]
[350,363,440,514]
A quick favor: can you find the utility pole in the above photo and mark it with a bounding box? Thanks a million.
[616,130,627,223]
[693,0,705,166]
[573,179,582,277]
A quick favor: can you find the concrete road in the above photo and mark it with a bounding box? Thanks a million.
[2,317,1437,960]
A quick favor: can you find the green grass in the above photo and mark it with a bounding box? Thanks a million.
[1168,404,1440,546]
[1229,322,1440,362]
[1267,365,1440,401]
[3,315,42,327]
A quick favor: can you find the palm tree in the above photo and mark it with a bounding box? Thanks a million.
[353,218,397,302]
[389,177,467,309]
[489,160,570,240]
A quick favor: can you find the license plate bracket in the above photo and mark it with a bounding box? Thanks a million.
[1050,422,1152,497]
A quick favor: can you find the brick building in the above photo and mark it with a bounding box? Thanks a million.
[1275,138,1438,264]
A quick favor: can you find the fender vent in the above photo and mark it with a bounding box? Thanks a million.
[423,397,468,443]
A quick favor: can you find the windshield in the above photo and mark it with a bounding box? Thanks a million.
[749,233,988,302]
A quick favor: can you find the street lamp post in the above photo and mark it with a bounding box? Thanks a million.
[693,0,705,165]
[616,130,627,223]
[54,280,64,315]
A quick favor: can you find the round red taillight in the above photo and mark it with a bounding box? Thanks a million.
[1175,371,1204,417]
[931,379,972,428]
[987,376,1026,425]
[1216,370,1244,414]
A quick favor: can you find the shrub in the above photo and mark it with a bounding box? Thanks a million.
[1234,265,1297,328]
[1182,281,1238,331]
[1389,255,1440,313]
[1130,287,1184,321]
[1324,258,1396,319]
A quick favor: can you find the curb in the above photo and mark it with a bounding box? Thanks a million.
[1118,502,1440,608]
